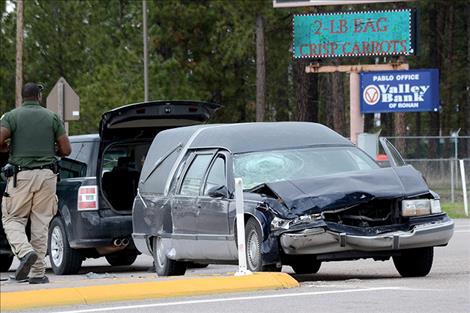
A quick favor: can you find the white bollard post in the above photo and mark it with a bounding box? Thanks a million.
[234,178,252,276]
[459,160,468,216]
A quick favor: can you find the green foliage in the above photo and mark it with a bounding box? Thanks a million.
[0,0,16,113]
[0,0,468,138]
[442,202,469,219]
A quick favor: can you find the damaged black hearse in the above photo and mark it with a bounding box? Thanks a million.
[132,122,454,277]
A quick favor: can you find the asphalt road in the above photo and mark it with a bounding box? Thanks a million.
[3,219,470,313]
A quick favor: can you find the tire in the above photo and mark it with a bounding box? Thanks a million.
[0,254,13,272]
[48,217,83,275]
[105,253,138,266]
[245,218,264,272]
[291,256,322,274]
[393,247,434,277]
[152,237,186,276]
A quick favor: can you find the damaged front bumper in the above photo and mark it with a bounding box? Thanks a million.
[280,216,454,255]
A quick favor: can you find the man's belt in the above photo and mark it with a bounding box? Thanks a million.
[18,164,54,171]
[17,163,59,173]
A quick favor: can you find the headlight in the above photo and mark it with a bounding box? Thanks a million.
[401,199,441,217]
[271,214,321,231]
[430,199,442,214]
[271,216,291,230]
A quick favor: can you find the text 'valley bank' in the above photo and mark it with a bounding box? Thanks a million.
[360,69,440,113]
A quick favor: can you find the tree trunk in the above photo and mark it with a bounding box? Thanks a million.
[394,112,406,155]
[331,71,346,135]
[255,14,266,122]
[428,3,442,157]
[325,75,334,129]
[381,113,393,136]
[294,59,318,122]
[443,4,455,135]
[15,0,23,107]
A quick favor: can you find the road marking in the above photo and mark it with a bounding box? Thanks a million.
[54,287,425,313]
[454,230,470,233]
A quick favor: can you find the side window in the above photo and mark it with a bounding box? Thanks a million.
[102,148,129,173]
[203,157,226,195]
[69,142,93,164]
[379,138,406,167]
[179,154,213,196]
[59,158,87,179]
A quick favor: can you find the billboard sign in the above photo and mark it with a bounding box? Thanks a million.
[360,69,440,113]
[293,9,416,58]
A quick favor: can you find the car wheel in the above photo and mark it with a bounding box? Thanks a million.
[0,254,13,272]
[152,237,186,276]
[48,217,82,275]
[393,247,434,277]
[105,253,138,266]
[245,218,264,272]
[291,256,322,274]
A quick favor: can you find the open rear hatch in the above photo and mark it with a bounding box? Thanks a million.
[99,100,220,141]
[98,100,220,213]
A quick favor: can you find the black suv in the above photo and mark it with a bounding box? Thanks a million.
[0,100,219,274]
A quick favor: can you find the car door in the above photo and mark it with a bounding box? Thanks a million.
[171,151,215,237]
[194,153,234,260]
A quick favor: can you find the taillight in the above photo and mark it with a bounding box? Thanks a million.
[78,185,98,211]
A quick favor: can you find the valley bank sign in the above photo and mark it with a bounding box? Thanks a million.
[360,69,439,113]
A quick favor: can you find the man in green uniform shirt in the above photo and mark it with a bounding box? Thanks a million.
[0,82,71,284]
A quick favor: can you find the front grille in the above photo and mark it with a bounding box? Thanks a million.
[323,199,399,227]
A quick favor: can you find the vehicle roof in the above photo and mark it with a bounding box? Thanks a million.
[162,122,352,153]
[69,134,100,142]
[139,122,353,195]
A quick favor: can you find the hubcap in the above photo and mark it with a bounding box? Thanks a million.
[50,226,64,267]
[247,229,260,270]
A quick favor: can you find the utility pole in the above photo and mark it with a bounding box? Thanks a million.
[15,0,24,107]
[255,14,266,122]
[143,0,149,102]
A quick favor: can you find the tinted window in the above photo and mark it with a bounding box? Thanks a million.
[59,158,87,179]
[69,142,94,164]
[180,154,213,196]
[203,157,226,195]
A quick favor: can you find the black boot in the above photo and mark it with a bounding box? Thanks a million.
[14,251,38,281]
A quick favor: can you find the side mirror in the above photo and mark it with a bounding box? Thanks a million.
[207,185,229,199]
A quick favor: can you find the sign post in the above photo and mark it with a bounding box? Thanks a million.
[294,9,416,144]
[306,63,409,144]
[459,160,469,216]
[46,77,80,134]
[234,178,252,276]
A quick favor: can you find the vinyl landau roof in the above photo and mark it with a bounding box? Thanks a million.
[171,122,352,153]
[140,122,352,194]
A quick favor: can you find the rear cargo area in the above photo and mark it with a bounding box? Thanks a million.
[101,141,150,212]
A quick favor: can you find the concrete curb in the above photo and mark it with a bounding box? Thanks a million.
[0,272,299,311]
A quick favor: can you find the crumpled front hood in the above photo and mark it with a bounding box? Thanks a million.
[263,165,429,217]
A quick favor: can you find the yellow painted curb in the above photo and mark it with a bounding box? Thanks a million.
[0,272,299,311]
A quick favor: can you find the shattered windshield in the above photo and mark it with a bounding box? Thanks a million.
[233,146,379,189]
